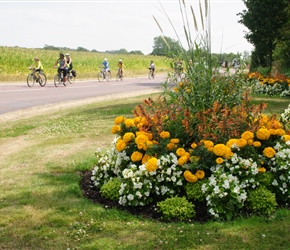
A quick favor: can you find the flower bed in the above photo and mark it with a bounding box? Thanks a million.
[91,99,290,221]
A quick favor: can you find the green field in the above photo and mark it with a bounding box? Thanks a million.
[0,46,171,82]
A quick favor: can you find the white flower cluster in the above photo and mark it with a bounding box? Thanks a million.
[250,80,284,96]
[280,104,290,124]
[202,166,247,219]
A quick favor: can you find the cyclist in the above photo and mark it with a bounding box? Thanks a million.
[101,58,110,79]
[148,60,155,76]
[31,57,44,83]
[117,59,124,78]
[65,53,73,72]
[54,53,68,85]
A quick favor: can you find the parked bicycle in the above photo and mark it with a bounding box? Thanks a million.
[27,68,47,87]
[148,68,155,79]
[54,70,75,87]
[98,66,111,82]
[116,68,124,81]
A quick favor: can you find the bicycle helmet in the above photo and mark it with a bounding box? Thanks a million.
[104,58,107,61]
[119,59,122,62]
[65,53,70,56]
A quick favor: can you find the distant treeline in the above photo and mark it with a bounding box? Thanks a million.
[43,45,144,55]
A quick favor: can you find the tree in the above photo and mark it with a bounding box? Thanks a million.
[238,0,288,70]
[151,36,182,57]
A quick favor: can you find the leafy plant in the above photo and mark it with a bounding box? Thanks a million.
[185,179,207,202]
[246,186,278,217]
[156,196,196,221]
[100,177,121,201]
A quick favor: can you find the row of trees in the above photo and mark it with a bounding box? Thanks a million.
[238,0,290,73]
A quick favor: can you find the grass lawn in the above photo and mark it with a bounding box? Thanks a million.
[0,93,290,250]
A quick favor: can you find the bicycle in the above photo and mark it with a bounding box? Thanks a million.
[27,68,47,87]
[148,68,155,79]
[54,70,66,87]
[98,67,111,82]
[116,68,124,81]
[67,70,76,84]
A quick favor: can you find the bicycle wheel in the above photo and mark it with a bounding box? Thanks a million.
[98,72,104,82]
[106,71,111,81]
[54,74,61,87]
[27,74,35,87]
[148,71,152,80]
[38,74,47,87]
[68,73,75,84]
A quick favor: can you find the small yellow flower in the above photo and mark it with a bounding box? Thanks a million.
[263,147,276,158]
[131,151,143,162]
[256,127,271,140]
[170,138,180,144]
[176,148,186,156]
[191,143,197,149]
[178,155,188,166]
[216,157,224,164]
[124,119,135,128]
[236,138,247,148]
[146,157,158,172]
[276,129,286,136]
[142,154,151,164]
[166,142,175,151]
[241,131,254,141]
[226,139,238,148]
[111,125,121,134]
[195,170,205,180]
[283,135,290,142]
[123,132,135,143]
[116,139,126,152]
[183,170,198,183]
[114,116,125,125]
[258,167,266,173]
[160,131,170,139]
[253,141,261,147]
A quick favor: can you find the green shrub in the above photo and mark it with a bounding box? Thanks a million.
[100,178,121,201]
[246,186,277,217]
[157,196,195,221]
[256,172,273,188]
[185,179,207,202]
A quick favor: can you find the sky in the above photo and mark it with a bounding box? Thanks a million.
[0,0,254,55]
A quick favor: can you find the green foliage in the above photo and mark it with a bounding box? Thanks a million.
[157,196,196,221]
[185,179,207,202]
[151,35,182,57]
[257,66,271,77]
[247,186,278,217]
[100,177,121,201]
[255,172,273,188]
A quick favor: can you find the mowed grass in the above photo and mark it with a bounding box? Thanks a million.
[0,46,171,82]
[0,94,290,250]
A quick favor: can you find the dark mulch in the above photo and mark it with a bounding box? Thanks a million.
[79,170,210,223]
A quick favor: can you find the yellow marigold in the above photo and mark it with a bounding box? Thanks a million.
[226,139,238,148]
[166,142,175,151]
[133,117,141,124]
[276,129,286,136]
[140,117,149,126]
[160,131,170,139]
[123,132,135,143]
[142,154,151,164]
[183,170,198,183]
[178,155,188,166]
[253,141,261,147]
[241,131,254,141]
[131,151,143,162]
[263,147,276,158]
[202,140,214,149]
[216,157,224,164]
[213,144,229,157]
[248,139,254,146]
[124,119,135,128]
[224,148,234,159]
[236,138,247,148]
[283,135,290,142]
[258,167,266,173]
[135,134,149,144]
[267,119,282,129]
[146,157,158,172]
[191,143,197,149]
[269,129,277,135]
[111,125,121,134]
[256,127,271,140]
[176,148,186,156]
[195,170,205,180]
[114,116,125,125]
[116,139,126,152]
[170,138,180,144]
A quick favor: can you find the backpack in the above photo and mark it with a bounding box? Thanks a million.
[71,69,77,77]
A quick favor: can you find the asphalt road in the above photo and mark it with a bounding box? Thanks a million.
[0,75,167,115]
